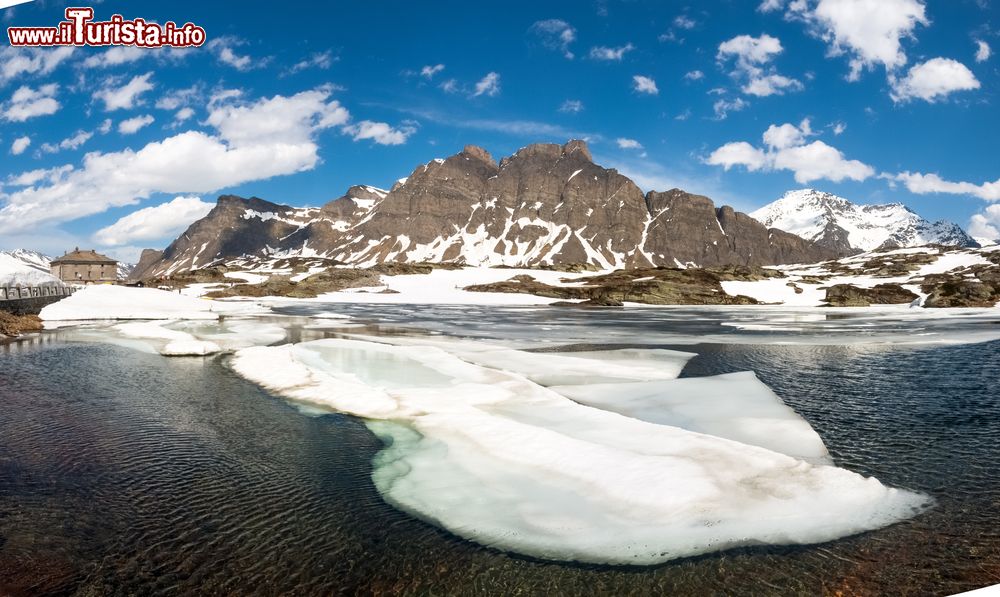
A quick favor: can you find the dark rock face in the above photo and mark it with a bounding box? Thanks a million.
[135,140,838,277]
[824,284,919,307]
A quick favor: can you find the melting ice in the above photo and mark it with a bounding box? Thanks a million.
[229,337,929,565]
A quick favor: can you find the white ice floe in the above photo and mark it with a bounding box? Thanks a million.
[229,337,929,565]
[39,285,268,321]
[552,371,830,463]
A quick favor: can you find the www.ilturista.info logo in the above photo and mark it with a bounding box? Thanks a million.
[7,7,206,47]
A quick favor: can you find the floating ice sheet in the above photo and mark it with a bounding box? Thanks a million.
[229,337,929,565]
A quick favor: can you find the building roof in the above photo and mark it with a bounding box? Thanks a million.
[51,248,117,265]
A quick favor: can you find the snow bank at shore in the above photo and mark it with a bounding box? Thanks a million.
[40,285,268,321]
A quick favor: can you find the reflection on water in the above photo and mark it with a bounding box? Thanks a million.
[1,307,999,595]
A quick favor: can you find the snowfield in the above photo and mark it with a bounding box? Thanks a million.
[39,285,269,321]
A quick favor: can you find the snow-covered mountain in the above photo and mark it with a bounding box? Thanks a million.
[0,249,52,273]
[750,189,978,253]
[0,252,63,288]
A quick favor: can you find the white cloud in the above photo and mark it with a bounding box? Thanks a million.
[742,73,803,96]
[616,138,643,150]
[41,130,93,154]
[718,34,784,67]
[975,40,991,63]
[2,83,59,122]
[589,43,635,61]
[288,50,335,74]
[684,70,705,81]
[10,136,30,155]
[712,97,748,119]
[888,171,1000,201]
[208,37,256,71]
[762,119,814,149]
[155,85,199,110]
[530,19,576,59]
[786,0,928,81]
[175,107,195,122]
[706,120,875,183]
[831,121,847,135]
[118,114,155,135]
[93,196,214,246]
[94,73,154,111]
[706,142,769,172]
[559,99,584,113]
[82,46,146,68]
[420,64,445,79]
[98,119,112,134]
[343,120,416,145]
[0,46,74,85]
[632,75,658,94]
[758,0,785,11]
[890,57,981,103]
[717,34,802,97]
[439,79,458,94]
[0,88,351,233]
[969,205,1000,240]
[674,15,697,29]
[472,72,501,97]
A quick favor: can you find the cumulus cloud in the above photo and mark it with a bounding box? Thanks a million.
[717,34,802,97]
[82,46,146,68]
[0,88,351,233]
[559,99,584,113]
[975,40,991,63]
[887,171,1000,201]
[889,57,981,103]
[2,83,60,122]
[684,70,704,81]
[94,73,154,111]
[589,43,635,61]
[93,196,214,246]
[616,138,643,150]
[175,107,195,122]
[472,72,501,97]
[343,120,417,145]
[706,119,875,183]
[420,64,445,79]
[632,75,658,94]
[40,130,93,154]
[10,136,30,155]
[530,19,577,59]
[785,0,928,81]
[674,15,697,29]
[969,205,1000,241]
[118,114,155,135]
[0,46,74,85]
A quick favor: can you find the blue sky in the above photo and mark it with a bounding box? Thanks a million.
[0,0,997,261]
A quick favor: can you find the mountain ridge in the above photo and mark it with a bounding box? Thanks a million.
[131,140,842,279]
[751,189,977,254]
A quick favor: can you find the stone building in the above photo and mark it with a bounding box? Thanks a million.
[50,248,118,284]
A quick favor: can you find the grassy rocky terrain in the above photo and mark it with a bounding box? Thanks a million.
[0,312,43,338]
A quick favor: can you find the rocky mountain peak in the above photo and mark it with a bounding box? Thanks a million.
[461,145,496,168]
[562,139,592,161]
